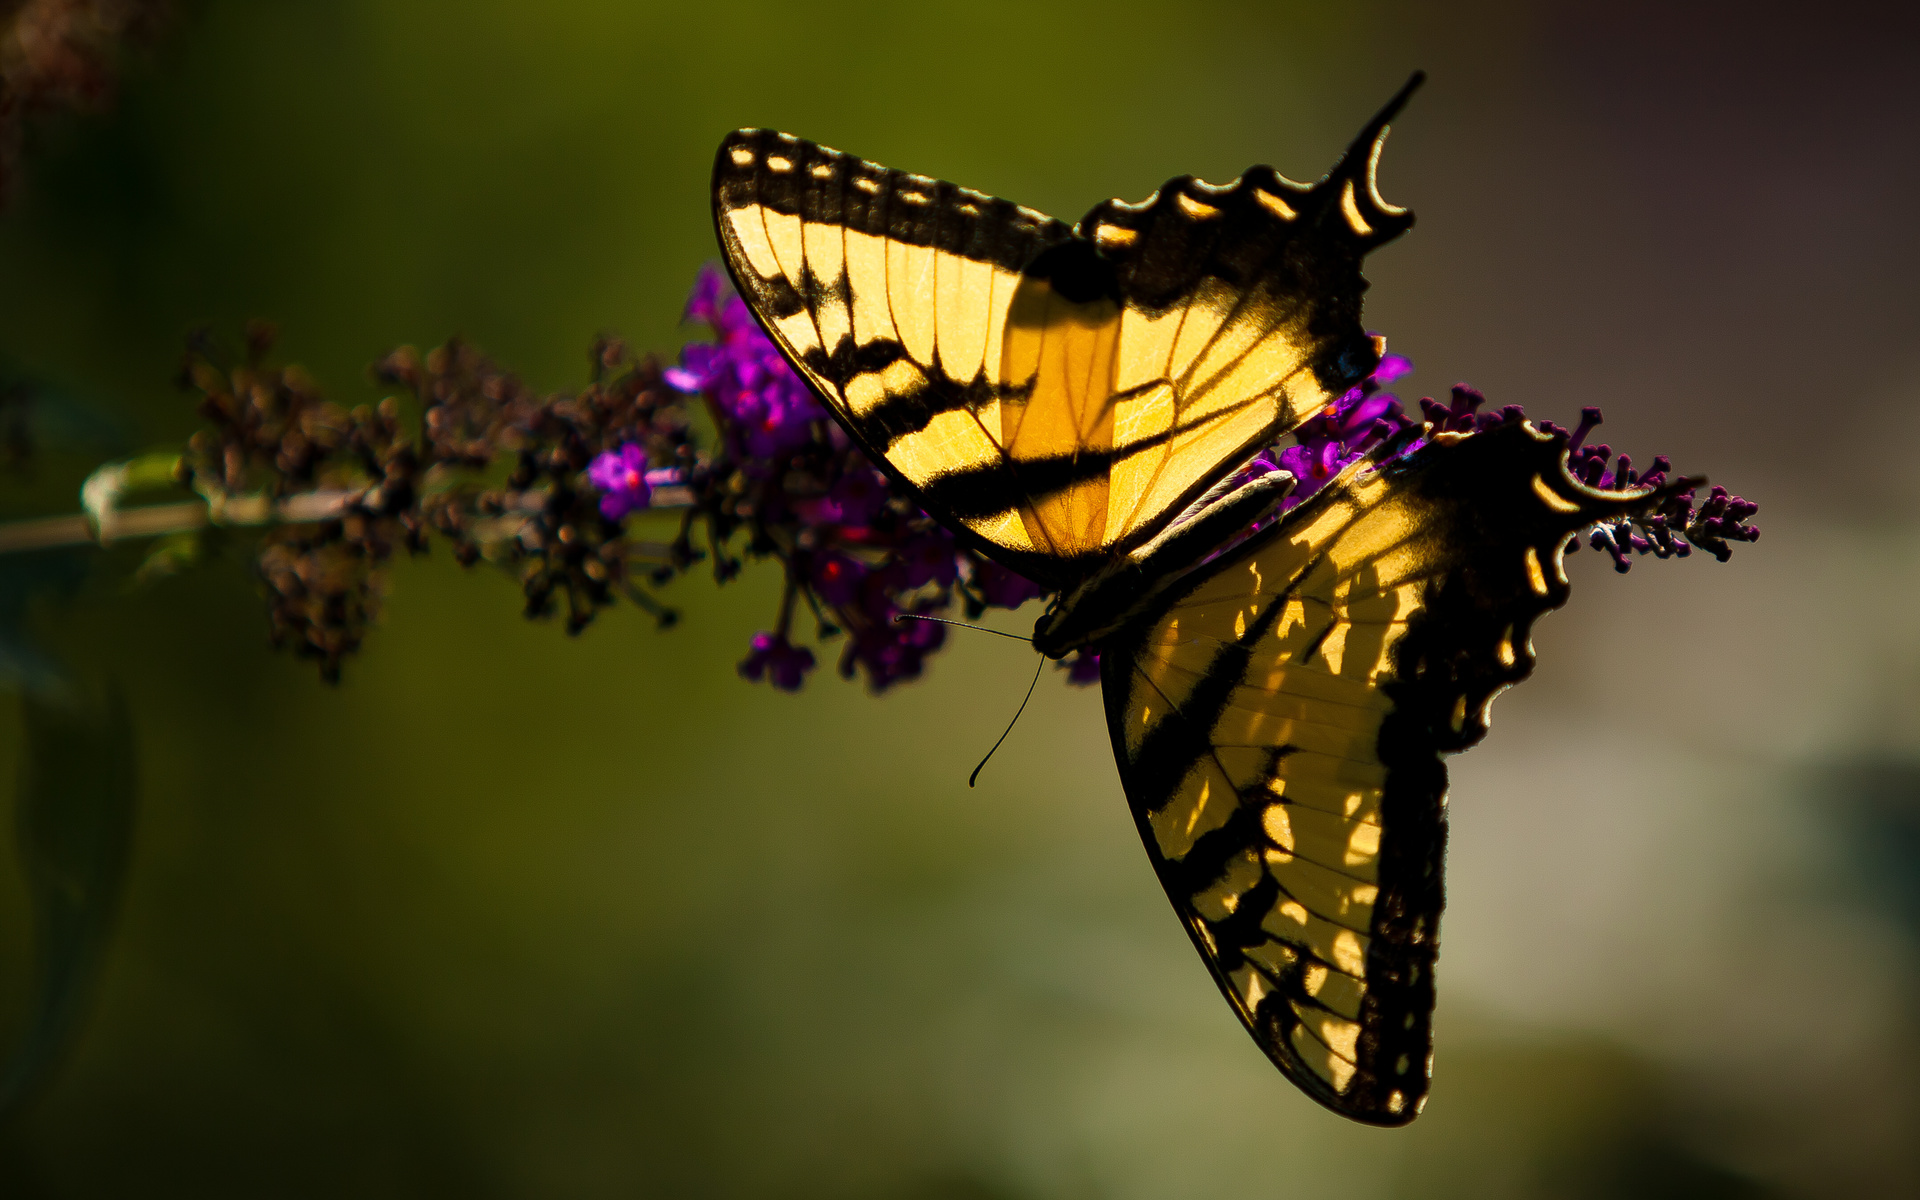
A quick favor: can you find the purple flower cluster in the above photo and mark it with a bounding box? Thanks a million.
[585,444,650,518]
[1231,369,1759,576]
[664,269,829,463]
[641,267,1045,693]
[1252,354,1417,511]
[1384,385,1760,572]
[1530,405,1759,569]
[738,631,815,691]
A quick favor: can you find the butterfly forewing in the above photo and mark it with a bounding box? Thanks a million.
[713,127,1408,589]
[1101,422,1665,1124]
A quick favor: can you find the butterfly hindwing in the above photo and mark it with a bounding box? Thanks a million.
[713,118,1410,589]
[1102,421,1663,1124]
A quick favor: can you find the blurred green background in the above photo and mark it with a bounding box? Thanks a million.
[1,0,1917,1195]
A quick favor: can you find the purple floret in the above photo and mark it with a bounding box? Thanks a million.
[1392,388,1759,573]
[968,557,1044,611]
[1245,354,1421,516]
[739,631,817,692]
[840,599,948,691]
[668,265,828,467]
[586,443,652,519]
[1061,650,1102,686]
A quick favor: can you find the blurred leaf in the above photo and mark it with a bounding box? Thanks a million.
[131,529,203,587]
[0,549,91,697]
[0,685,138,1118]
[118,451,185,495]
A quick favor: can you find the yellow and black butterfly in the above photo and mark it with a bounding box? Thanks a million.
[711,74,1672,1125]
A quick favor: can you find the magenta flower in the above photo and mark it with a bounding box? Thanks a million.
[1062,650,1102,686]
[1255,356,1419,511]
[809,550,868,607]
[839,600,947,691]
[739,632,816,691]
[586,443,651,519]
[968,557,1044,611]
[894,528,960,589]
[667,265,826,466]
[823,466,888,527]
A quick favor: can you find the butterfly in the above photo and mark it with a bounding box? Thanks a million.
[710,73,1670,1125]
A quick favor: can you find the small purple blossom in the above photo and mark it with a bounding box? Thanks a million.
[808,550,868,607]
[739,632,816,691]
[668,265,826,466]
[586,443,651,519]
[1062,649,1102,686]
[894,528,960,589]
[841,601,947,691]
[825,467,888,527]
[1372,353,1415,386]
[1258,359,1418,511]
[967,557,1044,612]
[795,466,889,530]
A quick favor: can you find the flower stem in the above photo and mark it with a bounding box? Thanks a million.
[0,487,693,557]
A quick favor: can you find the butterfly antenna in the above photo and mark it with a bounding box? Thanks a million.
[892,613,1034,644]
[970,653,1046,788]
[970,654,1046,789]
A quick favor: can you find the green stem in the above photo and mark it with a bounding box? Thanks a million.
[0,486,694,557]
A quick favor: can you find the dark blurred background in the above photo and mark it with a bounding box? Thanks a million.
[0,1,1915,1195]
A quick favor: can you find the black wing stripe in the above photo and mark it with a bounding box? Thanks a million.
[913,416,1214,521]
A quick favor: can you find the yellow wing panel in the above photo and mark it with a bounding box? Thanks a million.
[1102,420,1673,1125]
[712,126,1404,588]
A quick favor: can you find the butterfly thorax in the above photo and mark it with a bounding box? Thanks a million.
[1030,471,1296,658]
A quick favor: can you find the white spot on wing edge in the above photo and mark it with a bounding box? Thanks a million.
[1365,127,1408,215]
[1531,474,1581,513]
[1339,181,1373,237]
[1176,192,1221,219]
[1254,189,1297,220]
[1522,546,1549,595]
[1105,189,1161,214]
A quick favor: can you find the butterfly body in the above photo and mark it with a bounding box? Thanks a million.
[1028,469,1297,658]
[712,74,1673,1125]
